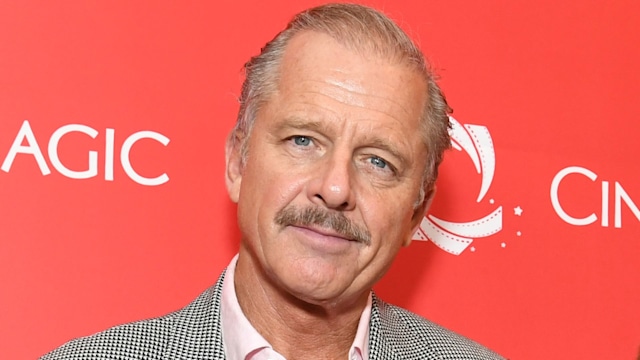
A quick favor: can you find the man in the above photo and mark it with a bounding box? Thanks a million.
[42,3,504,360]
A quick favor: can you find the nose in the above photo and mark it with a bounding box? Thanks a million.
[307,149,356,211]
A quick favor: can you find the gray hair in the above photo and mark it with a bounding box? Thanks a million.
[232,3,451,203]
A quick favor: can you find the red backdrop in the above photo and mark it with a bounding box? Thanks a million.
[1,1,638,359]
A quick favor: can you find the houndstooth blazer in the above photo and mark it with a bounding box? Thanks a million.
[41,271,505,360]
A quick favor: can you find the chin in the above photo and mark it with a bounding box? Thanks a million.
[277,268,361,307]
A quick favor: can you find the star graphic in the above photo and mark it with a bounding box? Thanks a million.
[514,206,523,216]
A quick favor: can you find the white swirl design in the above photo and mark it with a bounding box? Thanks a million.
[413,116,503,255]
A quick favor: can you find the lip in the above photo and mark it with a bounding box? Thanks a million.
[290,224,354,241]
[287,224,359,254]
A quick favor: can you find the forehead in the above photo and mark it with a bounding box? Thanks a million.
[278,31,426,108]
[270,31,428,139]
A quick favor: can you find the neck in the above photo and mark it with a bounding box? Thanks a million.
[234,250,369,360]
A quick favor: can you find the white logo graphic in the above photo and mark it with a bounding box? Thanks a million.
[412,116,503,255]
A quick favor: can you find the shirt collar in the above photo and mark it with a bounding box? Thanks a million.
[221,254,372,360]
[221,254,272,359]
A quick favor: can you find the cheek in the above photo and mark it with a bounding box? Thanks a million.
[239,159,308,222]
[361,196,415,246]
[357,214,409,287]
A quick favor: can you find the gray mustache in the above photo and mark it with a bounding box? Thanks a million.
[274,206,371,245]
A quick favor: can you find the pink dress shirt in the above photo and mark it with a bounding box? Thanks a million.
[221,255,372,360]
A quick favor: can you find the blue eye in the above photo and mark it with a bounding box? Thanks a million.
[370,156,387,169]
[293,136,312,146]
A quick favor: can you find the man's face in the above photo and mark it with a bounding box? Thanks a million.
[226,31,430,306]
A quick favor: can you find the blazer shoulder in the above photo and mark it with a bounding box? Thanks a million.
[374,298,505,360]
[40,274,226,360]
[39,311,178,360]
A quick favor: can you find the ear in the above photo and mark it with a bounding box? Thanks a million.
[225,130,245,204]
[403,186,436,247]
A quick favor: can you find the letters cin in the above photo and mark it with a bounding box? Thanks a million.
[1,120,169,186]
[551,166,640,228]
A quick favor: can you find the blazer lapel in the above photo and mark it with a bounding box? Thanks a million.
[163,272,227,359]
[368,294,402,360]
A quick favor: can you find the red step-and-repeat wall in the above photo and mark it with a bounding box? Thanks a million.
[1,1,638,359]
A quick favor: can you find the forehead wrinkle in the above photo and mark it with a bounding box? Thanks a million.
[324,77,363,94]
[283,63,421,123]
[297,76,416,121]
[322,77,417,119]
[288,85,416,128]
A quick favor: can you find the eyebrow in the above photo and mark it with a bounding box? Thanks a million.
[274,116,329,134]
[274,116,410,168]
